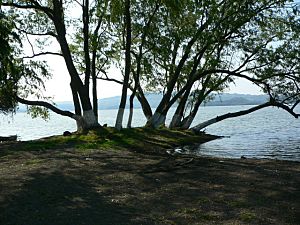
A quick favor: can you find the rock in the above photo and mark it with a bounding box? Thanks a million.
[241,155,247,159]
[63,131,72,136]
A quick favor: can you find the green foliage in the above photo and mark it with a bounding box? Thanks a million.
[0,11,20,114]
[27,105,49,120]
[0,9,51,118]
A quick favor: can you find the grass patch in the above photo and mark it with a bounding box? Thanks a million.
[11,127,218,155]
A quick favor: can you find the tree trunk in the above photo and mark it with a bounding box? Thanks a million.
[181,114,196,129]
[115,0,131,130]
[127,100,134,128]
[181,97,204,129]
[169,84,193,128]
[52,1,98,131]
[148,111,167,128]
[146,22,210,128]
[190,102,273,132]
[78,86,99,128]
[92,74,98,121]
[136,87,153,121]
[127,87,136,128]
[70,81,82,116]
[90,11,103,123]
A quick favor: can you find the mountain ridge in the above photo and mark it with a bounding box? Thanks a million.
[17,93,268,112]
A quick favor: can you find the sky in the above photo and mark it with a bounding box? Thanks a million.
[43,56,262,102]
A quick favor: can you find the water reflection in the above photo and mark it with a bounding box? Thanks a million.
[194,135,300,161]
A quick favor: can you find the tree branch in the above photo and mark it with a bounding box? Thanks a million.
[16,96,75,119]
[22,52,63,59]
[97,76,123,85]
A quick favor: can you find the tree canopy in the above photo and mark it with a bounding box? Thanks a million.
[1,0,299,132]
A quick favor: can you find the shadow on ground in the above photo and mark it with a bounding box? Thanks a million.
[0,170,138,225]
[0,147,299,225]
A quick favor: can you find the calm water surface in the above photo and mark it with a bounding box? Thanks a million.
[0,105,299,161]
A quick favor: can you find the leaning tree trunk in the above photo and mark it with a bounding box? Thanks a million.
[190,102,273,132]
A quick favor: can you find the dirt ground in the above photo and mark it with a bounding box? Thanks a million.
[0,141,299,225]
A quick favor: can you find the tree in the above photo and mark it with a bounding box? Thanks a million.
[1,0,102,131]
[190,0,300,131]
[123,0,300,129]
[1,0,299,134]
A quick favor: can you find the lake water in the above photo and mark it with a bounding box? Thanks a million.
[1,105,299,161]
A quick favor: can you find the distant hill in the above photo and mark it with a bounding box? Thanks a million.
[96,93,268,109]
[17,93,269,112]
[204,93,268,106]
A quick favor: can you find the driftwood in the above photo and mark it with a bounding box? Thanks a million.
[0,135,17,142]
